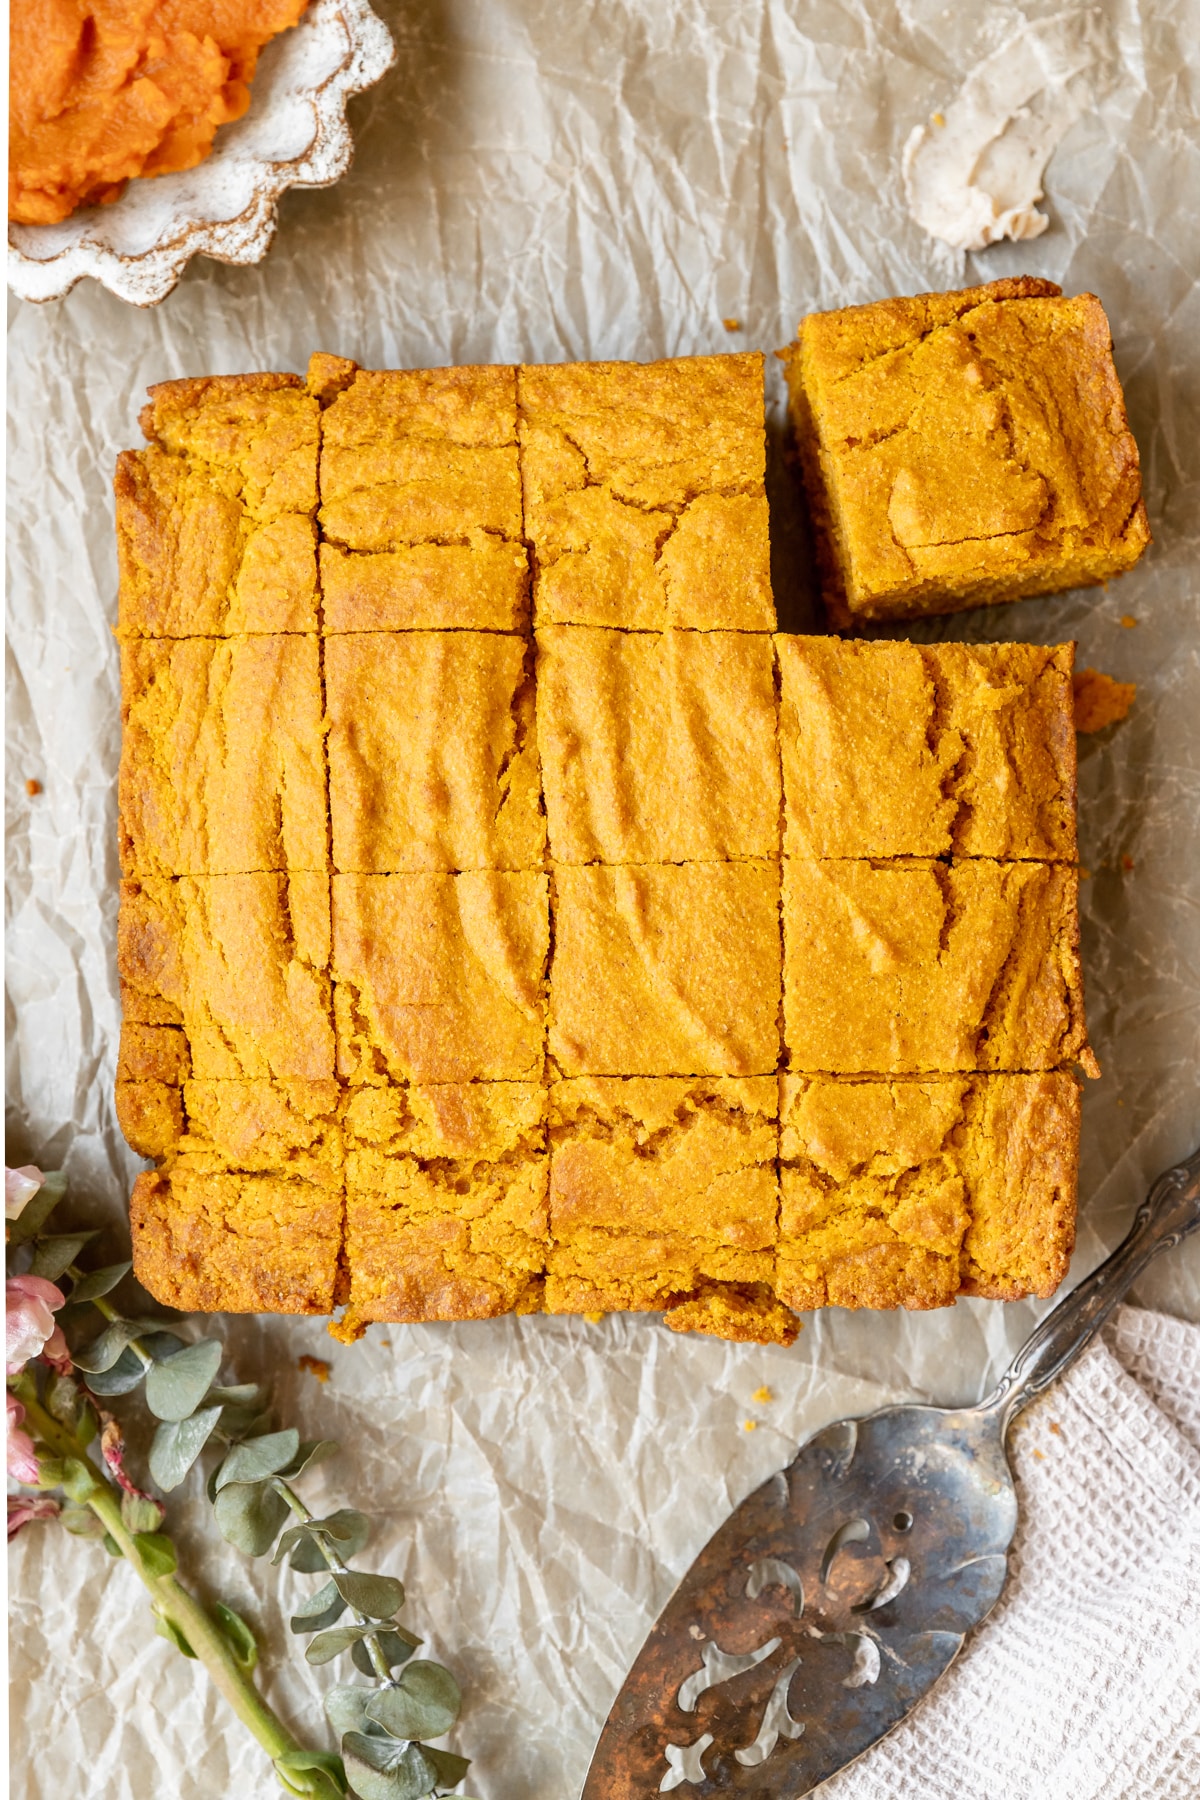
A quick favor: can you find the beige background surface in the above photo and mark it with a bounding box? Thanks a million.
[6,1,1199,1794]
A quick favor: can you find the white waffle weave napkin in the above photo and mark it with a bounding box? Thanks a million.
[823,1304,1200,1800]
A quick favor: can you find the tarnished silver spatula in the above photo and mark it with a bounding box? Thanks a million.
[582,1145,1200,1798]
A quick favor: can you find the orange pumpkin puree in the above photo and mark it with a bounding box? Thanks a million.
[9,0,309,225]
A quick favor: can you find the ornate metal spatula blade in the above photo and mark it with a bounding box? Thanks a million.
[582,1146,1200,1798]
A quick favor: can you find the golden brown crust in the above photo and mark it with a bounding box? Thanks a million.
[784,282,1149,625]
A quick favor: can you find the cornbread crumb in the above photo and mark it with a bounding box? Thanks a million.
[1073,667,1136,733]
[299,1355,331,1383]
[753,1386,773,1403]
[25,778,40,796]
[1120,614,1138,627]
[723,319,742,331]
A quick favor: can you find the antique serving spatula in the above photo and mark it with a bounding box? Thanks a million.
[582,1145,1200,1798]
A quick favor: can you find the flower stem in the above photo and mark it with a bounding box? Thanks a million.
[21,1395,342,1799]
[274,1479,398,1686]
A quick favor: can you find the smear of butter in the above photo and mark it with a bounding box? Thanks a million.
[903,11,1115,253]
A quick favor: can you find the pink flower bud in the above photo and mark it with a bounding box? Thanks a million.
[6,1274,67,1376]
[5,1164,44,1221]
[7,1494,61,1540]
[6,1392,41,1485]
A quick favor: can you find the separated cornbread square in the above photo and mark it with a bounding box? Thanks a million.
[544,1077,795,1343]
[325,631,542,873]
[116,373,320,637]
[118,873,335,1082]
[119,635,327,878]
[332,871,548,1084]
[782,860,1094,1075]
[536,626,779,863]
[518,354,775,629]
[781,278,1150,626]
[777,637,1077,861]
[316,359,529,630]
[777,1073,1079,1310]
[334,1082,547,1338]
[549,862,781,1077]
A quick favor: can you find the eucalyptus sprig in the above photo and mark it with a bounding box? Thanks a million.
[6,1168,476,1800]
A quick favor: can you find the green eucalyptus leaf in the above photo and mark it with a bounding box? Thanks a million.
[102,1532,123,1558]
[213,1478,290,1557]
[342,1736,441,1800]
[365,1663,461,1741]
[306,1626,369,1666]
[207,1383,261,1407]
[29,1230,100,1281]
[273,1523,317,1567]
[325,1685,376,1738]
[350,1628,420,1678]
[155,1612,196,1658]
[287,1508,372,1572]
[332,1571,404,1621]
[215,1428,300,1490]
[69,1261,133,1305]
[121,1492,166,1535]
[421,1747,471,1788]
[144,1339,223,1422]
[73,1319,163,1374]
[290,1578,348,1634]
[61,1456,98,1503]
[59,1504,105,1538]
[135,1532,178,1579]
[279,1438,339,1482]
[83,1335,185,1396]
[7,1170,67,1244]
[149,1405,223,1492]
[212,1601,258,1670]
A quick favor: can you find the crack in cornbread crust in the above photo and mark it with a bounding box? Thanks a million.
[781,278,1150,626]
[777,1072,1079,1310]
[518,355,775,630]
[777,637,1077,861]
[536,626,779,864]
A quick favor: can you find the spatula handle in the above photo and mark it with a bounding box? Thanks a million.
[984,1143,1200,1432]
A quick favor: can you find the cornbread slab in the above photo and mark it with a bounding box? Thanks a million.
[117,346,1094,1341]
[782,277,1150,626]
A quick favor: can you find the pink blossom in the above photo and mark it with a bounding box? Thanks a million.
[6,1392,41,1485]
[6,1274,67,1376]
[8,1494,60,1540]
[5,1164,44,1221]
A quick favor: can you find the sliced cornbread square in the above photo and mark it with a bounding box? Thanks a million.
[318,363,522,550]
[782,859,1091,1074]
[320,540,529,632]
[117,873,335,1082]
[131,1165,341,1314]
[782,278,1149,626]
[326,632,542,873]
[337,1081,547,1332]
[518,354,774,629]
[537,626,779,863]
[777,1072,1079,1309]
[178,1078,343,1189]
[544,1076,778,1312]
[332,871,548,1083]
[119,635,327,878]
[116,374,320,637]
[777,637,1077,861]
[550,862,781,1076]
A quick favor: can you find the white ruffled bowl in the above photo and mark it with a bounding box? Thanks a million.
[7,0,395,306]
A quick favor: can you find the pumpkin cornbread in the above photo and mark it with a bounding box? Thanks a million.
[782,278,1150,626]
[331,872,548,1084]
[782,859,1092,1075]
[548,862,782,1077]
[325,632,542,872]
[119,635,327,877]
[777,1072,1079,1309]
[117,346,1097,1340]
[518,354,775,630]
[777,637,1077,861]
[336,1082,547,1335]
[116,375,320,637]
[536,626,779,864]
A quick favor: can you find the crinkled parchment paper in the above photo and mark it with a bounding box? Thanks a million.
[6,2,1199,1794]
